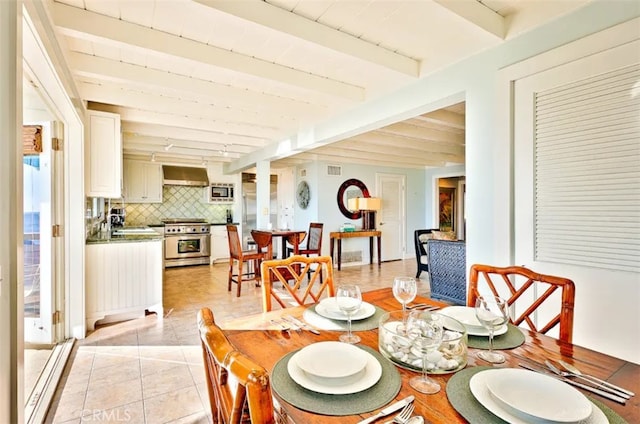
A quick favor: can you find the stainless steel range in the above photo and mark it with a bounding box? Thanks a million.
[163,218,211,267]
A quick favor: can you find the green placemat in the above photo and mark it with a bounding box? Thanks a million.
[271,345,401,416]
[302,304,385,331]
[446,366,628,424]
[467,323,525,350]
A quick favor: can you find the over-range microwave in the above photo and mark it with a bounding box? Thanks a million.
[207,183,234,203]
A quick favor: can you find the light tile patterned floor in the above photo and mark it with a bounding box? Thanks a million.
[45,259,428,423]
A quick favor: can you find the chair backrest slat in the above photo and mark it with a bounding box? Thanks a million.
[260,255,335,312]
[468,264,575,343]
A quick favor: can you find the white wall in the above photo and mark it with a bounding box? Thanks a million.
[290,1,639,361]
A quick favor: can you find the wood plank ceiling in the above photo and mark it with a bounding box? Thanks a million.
[45,0,588,170]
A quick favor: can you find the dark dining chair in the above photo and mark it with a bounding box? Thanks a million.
[287,222,323,258]
[414,229,437,278]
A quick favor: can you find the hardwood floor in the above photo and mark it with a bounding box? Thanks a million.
[45,259,428,423]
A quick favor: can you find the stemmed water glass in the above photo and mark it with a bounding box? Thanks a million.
[474,295,510,364]
[392,276,417,323]
[336,284,362,344]
[406,310,444,394]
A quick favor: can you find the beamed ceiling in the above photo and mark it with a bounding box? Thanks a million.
[43,0,590,171]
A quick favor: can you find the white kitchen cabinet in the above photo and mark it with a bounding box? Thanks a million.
[85,110,122,198]
[85,239,163,330]
[211,225,230,262]
[123,160,163,203]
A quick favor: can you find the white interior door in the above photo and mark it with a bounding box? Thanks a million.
[376,173,405,261]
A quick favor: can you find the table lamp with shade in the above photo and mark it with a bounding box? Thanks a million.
[348,197,381,230]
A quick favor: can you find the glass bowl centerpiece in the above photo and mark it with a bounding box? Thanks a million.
[379,310,467,374]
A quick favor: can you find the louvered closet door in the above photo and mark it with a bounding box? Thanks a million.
[514,40,640,273]
[513,38,640,351]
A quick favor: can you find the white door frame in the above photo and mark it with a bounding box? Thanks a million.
[376,173,406,261]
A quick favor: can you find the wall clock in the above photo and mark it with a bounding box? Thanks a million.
[296,180,310,209]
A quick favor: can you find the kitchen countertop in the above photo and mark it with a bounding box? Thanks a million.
[86,230,164,244]
[146,222,238,227]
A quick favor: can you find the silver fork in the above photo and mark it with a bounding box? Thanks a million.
[384,403,414,424]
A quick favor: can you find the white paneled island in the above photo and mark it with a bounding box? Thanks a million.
[85,231,164,331]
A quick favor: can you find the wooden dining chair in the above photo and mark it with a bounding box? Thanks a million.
[197,307,277,424]
[260,255,336,312]
[468,264,576,343]
[251,229,273,276]
[227,224,265,297]
[287,222,323,258]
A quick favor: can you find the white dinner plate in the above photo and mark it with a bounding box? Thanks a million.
[295,341,368,379]
[287,348,382,394]
[469,369,605,424]
[439,306,484,330]
[438,306,508,336]
[465,323,508,337]
[315,297,376,321]
[485,368,592,423]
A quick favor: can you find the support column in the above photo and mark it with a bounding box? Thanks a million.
[255,160,271,230]
[0,1,24,423]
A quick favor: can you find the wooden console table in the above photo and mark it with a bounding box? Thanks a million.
[329,230,381,270]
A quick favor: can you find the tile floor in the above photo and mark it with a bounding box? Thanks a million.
[45,259,429,423]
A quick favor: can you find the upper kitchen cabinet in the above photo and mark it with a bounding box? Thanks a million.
[123,160,163,203]
[85,110,122,198]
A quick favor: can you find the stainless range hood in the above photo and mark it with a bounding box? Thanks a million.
[162,165,209,186]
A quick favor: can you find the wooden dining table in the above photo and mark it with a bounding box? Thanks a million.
[265,229,307,259]
[221,288,639,423]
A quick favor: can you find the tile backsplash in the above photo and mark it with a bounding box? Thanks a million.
[125,186,231,225]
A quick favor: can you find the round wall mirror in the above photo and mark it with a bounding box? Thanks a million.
[337,178,370,219]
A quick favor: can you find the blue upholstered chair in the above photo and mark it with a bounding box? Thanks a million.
[426,239,467,305]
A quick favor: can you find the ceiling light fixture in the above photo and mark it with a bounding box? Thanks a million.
[201,157,207,166]
[164,143,174,151]
[151,153,156,162]
[219,144,229,157]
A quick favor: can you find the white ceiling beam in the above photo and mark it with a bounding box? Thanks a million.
[376,122,464,144]
[68,52,328,119]
[78,81,294,131]
[124,142,239,159]
[291,152,445,168]
[330,139,464,162]
[52,2,364,101]
[122,134,257,154]
[352,132,464,156]
[434,0,505,39]
[312,146,460,166]
[89,103,283,140]
[412,109,466,130]
[121,122,267,148]
[194,0,419,77]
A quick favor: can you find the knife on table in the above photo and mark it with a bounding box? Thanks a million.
[519,363,627,404]
[283,315,320,335]
[357,395,415,424]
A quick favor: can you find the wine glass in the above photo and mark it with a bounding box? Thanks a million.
[393,276,417,322]
[475,295,510,364]
[336,284,362,344]
[406,310,444,394]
